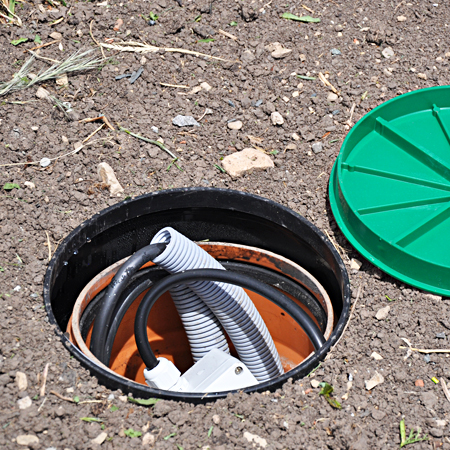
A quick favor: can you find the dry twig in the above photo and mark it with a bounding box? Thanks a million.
[160,82,190,88]
[0,137,113,167]
[50,390,76,403]
[90,20,106,58]
[218,29,238,41]
[79,115,115,131]
[100,41,232,61]
[40,363,50,397]
[318,72,339,94]
[441,378,450,404]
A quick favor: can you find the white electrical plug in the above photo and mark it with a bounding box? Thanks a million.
[143,357,181,390]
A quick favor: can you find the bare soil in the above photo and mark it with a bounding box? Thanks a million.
[1,0,450,449]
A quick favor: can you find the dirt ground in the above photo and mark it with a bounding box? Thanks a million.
[1,0,450,448]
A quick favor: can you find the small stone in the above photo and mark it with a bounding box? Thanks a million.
[40,157,51,168]
[436,56,443,62]
[97,162,124,195]
[282,96,289,103]
[370,352,383,361]
[172,115,200,127]
[285,143,297,151]
[397,15,407,22]
[15,372,27,391]
[142,433,155,446]
[228,120,243,130]
[423,354,431,363]
[271,47,292,59]
[151,126,159,133]
[265,42,292,59]
[31,126,39,131]
[331,48,341,56]
[222,148,274,178]
[49,31,62,40]
[350,258,362,270]
[372,409,386,420]
[310,379,320,388]
[292,133,300,141]
[436,332,446,339]
[74,141,83,151]
[243,431,267,448]
[62,135,69,144]
[415,379,425,387]
[312,142,323,154]
[335,24,343,32]
[241,50,256,64]
[113,18,123,31]
[212,414,220,424]
[417,73,427,80]
[17,435,39,446]
[17,396,32,410]
[381,47,394,59]
[271,111,284,125]
[91,432,107,445]
[327,92,338,102]
[375,305,390,320]
[429,428,443,438]
[119,395,127,402]
[140,56,147,65]
[36,87,50,99]
[24,181,35,189]
[383,68,393,77]
[200,81,212,91]
[56,73,68,86]
[436,420,446,427]
[365,372,384,390]
[292,91,299,98]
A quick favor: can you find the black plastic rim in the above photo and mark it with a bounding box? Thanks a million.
[43,187,350,403]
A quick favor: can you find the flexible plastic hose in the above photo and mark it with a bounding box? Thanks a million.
[90,243,166,364]
[151,228,284,382]
[135,268,326,374]
[150,230,230,362]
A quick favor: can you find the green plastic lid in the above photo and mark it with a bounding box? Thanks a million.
[329,87,450,296]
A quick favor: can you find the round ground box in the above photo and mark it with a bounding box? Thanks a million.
[330,87,450,295]
[44,188,350,402]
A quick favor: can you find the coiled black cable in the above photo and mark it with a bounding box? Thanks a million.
[135,268,326,372]
[90,243,166,364]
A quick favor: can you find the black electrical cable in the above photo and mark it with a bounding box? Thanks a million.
[103,267,167,366]
[135,268,326,372]
[81,263,328,368]
[90,243,166,364]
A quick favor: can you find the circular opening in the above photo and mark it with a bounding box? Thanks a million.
[44,188,350,402]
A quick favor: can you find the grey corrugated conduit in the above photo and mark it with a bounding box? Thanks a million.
[151,227,284,382]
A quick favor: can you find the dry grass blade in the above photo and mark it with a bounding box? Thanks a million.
[0,0,22,26]
[318,72,339,94]
[0,54,34,96]
[0,49,104,97]
[100,41,232,62]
